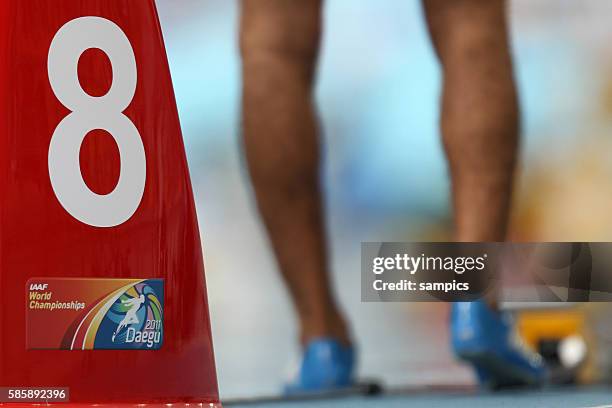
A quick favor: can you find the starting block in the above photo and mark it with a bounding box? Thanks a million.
[0,1,221,406]
[509,303,593,384]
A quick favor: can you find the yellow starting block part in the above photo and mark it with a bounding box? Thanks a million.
[518,309,584,349]
[517,306,595,384]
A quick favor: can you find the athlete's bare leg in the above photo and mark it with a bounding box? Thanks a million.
[424,3,547,384]
[423,0,519,243]
[240,0,349,344]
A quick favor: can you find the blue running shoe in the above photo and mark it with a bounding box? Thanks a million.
[284,337,355,395]
[451,300,548,388]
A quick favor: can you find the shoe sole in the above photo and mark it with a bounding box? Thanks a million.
[457,349,543,389]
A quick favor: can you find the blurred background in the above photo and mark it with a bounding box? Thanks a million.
[154,0,612,400]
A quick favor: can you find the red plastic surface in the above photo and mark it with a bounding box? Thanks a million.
[0,1,220,405]
[6,405,222,408]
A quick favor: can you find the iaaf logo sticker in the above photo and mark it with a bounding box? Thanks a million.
[100,280,164,349]
[62,279,164,350]
[26,278,164,350]
[80,280,162,350]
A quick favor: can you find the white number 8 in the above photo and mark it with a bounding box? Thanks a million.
[48,16,146,227]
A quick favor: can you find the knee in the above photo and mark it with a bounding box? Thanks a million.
[239,1,322,70]
[424,0,509,66]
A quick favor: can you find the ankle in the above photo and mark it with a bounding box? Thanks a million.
[299,313,351,346]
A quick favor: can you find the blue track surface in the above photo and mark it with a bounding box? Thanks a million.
[228,387,612,408]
